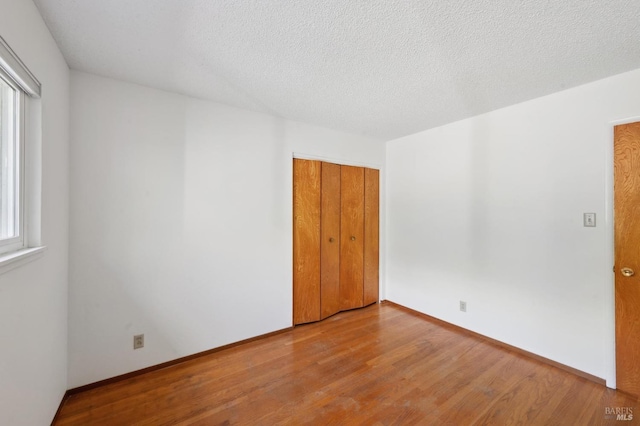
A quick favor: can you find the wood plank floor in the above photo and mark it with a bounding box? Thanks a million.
[55,303,638,425]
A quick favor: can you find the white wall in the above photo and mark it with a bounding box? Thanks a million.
[69,71,385,388]
[386,68,640,385]
[0,0,69,424]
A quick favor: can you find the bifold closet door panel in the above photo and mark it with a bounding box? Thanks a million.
[320,162,341,319]
[293,159,321,324]
[340,165,365,311]
[364,168,380,306]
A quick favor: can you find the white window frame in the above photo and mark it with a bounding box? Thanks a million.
[0,35,44,273]
[0,69,26,254]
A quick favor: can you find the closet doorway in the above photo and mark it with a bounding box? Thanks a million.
[293,159,379,325]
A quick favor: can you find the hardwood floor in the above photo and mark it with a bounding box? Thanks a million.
[55,303,638,425]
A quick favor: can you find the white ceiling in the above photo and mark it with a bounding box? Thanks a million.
[33,0,640,140]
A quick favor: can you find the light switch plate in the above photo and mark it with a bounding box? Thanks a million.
[584,213,596,227]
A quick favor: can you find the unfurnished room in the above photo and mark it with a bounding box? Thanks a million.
[1,0,640,424]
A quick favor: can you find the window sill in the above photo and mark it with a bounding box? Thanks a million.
[0,246,46,276]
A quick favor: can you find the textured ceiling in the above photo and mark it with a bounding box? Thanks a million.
[33,0,640,140]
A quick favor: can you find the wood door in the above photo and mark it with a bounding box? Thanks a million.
[615,121,640,396]
[364,168,379,306]
[293,159,321,325]
[340,165,365,310]
[321,162,341,319]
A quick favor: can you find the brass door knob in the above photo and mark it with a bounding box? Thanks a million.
[329,237,335,243]
[350,236,356,241]
[621,267,635,277]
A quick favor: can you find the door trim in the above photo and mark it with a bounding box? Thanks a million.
[607,115,640,389]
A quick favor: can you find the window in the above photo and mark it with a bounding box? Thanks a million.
[0,36,41,262]
[0,69,24,254]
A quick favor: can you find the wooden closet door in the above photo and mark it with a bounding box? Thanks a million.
[321,162,341,319]
[363,168,379,306]
[293,159,321,324]
[340,166,365,310]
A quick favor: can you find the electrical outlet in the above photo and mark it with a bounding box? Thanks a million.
[133,334,144,350]
[460,301,467,312]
